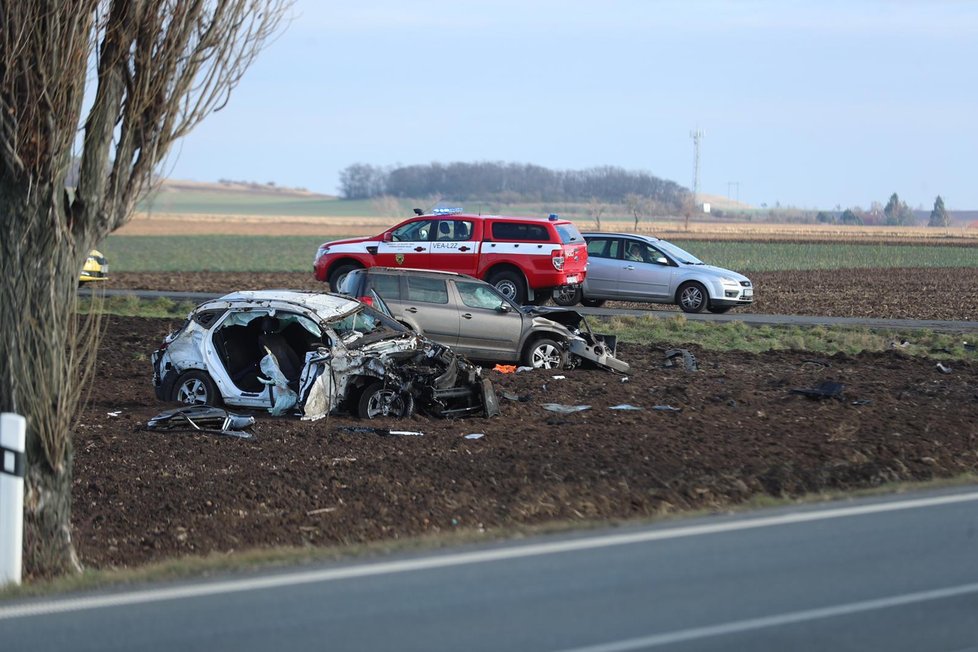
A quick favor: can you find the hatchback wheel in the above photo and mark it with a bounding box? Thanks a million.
[523,338,568,369]
[552,286,582,306]
[173,370,221,406]
[677,282,708,313]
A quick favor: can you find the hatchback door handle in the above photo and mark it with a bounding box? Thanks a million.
[462,313,473,319]
[624,265,636,270]
[405,307,418,313]
[414,246,425,252]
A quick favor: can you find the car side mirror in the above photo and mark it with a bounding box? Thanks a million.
[383,232,393,242]
[655,256,669,265]
[495,304,510,313]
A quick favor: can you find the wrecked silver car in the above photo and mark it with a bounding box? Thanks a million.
[152,291,498,420]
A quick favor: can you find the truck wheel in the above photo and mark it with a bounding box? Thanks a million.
[328,262,361,293]
[489,270,527,305]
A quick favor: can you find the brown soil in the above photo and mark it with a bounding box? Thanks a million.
[70,314,978,574]
[110,267,978,322]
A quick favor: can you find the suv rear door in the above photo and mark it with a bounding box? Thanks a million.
[396,275,461,345]
[451,279,524,361]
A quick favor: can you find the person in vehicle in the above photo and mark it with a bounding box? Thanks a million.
[625,242,645,262]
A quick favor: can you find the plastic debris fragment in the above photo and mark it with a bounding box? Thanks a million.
[610,404,643,411]
[542,403,591,413]
[464,433,485,440]
[936,363,952,374]
[652,405,682,412]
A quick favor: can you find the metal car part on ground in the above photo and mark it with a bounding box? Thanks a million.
[552,233,753,313]
[339,267,630,374]
[151,290,499,420]
[313,208,588,305]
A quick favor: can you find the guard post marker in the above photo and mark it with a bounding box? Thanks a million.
[0,413,26,587]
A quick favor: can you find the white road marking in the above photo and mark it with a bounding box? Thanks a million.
[3,490,978,620]
[554,581,978,651]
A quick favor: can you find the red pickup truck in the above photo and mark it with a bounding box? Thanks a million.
[313,210,588,305]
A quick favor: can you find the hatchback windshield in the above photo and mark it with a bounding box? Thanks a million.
[656,239,703,265]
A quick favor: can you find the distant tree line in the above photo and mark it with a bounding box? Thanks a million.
[338,161,689,210]
[815,193,950,227]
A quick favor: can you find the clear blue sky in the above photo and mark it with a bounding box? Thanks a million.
[163,0,978,210]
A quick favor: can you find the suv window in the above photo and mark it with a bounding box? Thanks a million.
[405,276,449,304]
[491,222,549,241]
[456,280,507,310]
[370,273,402,300]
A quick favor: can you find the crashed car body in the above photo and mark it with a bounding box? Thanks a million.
[152,290,497,420]
[339,267,629,373]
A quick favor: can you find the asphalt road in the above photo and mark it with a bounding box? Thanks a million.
[85,288,978,333]
[3,487,978,651]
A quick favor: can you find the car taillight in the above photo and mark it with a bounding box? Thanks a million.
[359,295,374,306]
[551,251,565,271]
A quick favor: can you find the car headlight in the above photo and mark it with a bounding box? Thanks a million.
[719,276,740,286]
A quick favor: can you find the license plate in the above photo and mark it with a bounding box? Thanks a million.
[566,275,578,284]
[743,288,753,297]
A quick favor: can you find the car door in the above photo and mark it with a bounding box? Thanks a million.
[451,279,524,361]
[375,218,433,268]
[582,237,623,298]
[428,219,479,275]
[618,240,674,300]
[398,275,460,346]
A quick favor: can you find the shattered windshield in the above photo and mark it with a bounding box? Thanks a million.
[331,305,408,344]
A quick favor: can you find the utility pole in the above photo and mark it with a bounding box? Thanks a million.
[727,181,740,204]
[690,128,704,216]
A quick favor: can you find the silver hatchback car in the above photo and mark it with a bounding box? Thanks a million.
[553,232,754,313]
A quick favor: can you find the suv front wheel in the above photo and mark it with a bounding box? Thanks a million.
[523,337,568,369]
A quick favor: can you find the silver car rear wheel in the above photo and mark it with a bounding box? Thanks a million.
[173,370,220,406]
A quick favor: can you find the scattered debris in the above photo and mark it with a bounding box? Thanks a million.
[620,377,629,383]
[516,366,535,373]
[851,399,873,406]
[493,364,517,374]
[552,375,566,380]
[964,341,975,352]
[889,339,911,349]
[107,411,122,417]
[146,406,255,439]
[664,348,698,371]
[306,507,337,516]
[464,433,485,440]
[802,359,831,368]
[337,426,424,437]
[652,405,682,412]
[610,404,643,411]
[499,390,531,403]
[542,404,591,413]
[936,362,952,374]
[790,381,845,400]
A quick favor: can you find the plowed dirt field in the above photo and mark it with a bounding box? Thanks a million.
[68,285,978,574]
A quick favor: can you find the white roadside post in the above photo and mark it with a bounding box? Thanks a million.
[0,413,26,587]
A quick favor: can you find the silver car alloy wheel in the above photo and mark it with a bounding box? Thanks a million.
[177,378,209,404]
[365,388,409,418]
[680,285,705,311]
[531,342,563,368]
